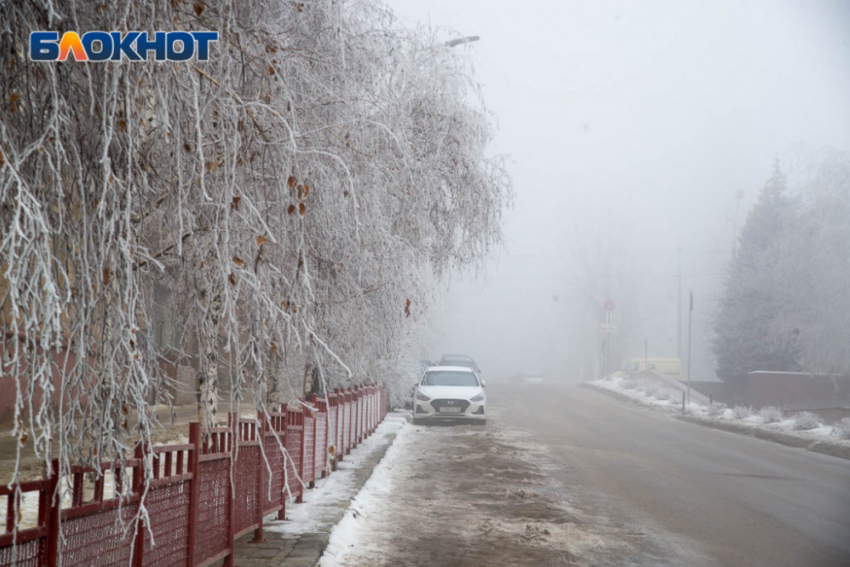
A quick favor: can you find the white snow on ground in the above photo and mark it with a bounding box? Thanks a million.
[265,413,406,537]
[315,417,413,567]
[589,376,850,444]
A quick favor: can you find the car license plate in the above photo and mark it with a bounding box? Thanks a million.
[440,407,461,413]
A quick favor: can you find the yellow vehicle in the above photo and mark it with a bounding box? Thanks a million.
[615,358,682,381]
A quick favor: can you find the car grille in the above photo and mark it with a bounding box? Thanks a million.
[430,399,470,412]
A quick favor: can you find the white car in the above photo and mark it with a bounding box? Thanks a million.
[412,366,486,425]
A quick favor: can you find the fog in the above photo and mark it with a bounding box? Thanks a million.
[390,0,850,382]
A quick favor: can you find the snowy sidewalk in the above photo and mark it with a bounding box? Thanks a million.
[229,414,406,567]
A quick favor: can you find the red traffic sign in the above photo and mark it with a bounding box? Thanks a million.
[603,300,616,312]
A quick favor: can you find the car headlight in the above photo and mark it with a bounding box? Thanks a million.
[415,392,431,402]
[470,393,485,402]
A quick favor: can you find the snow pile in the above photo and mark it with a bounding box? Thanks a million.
[832,418,850,440]
[266,414,406,537]
[791,411,823,431]
[316,418,413,567]
[758,406,784,424]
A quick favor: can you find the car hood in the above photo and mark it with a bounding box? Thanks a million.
[418,385,483,400]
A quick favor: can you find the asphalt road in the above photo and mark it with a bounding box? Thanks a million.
[491,381,850,567]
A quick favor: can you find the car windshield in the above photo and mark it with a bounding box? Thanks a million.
[442,359,476,369]
[421,371,479,387]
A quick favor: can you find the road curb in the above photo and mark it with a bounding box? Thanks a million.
[676,415,850,461]
[582,382,850,461]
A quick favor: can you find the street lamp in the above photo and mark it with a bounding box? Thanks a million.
[445,36,480,48]
[677,247,682,363]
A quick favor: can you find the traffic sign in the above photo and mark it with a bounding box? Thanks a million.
[603,299,616,312]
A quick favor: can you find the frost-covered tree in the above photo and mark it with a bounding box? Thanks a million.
[770,152,850,375]
[0,0,509,513]
[713,161,799,381]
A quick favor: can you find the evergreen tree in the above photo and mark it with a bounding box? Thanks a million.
[713,161,799,381]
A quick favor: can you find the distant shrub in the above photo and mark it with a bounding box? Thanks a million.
[707,402,727,416]
[731,405,754,419]
[791,411,823,431]
[621,380,638,390]
[643,385,658,397]
[830,418,850,440]
[758,406,784,424]
[655,390,671,401]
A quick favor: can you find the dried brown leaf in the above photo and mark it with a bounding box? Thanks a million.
[298,202,306,216]
[233,256,246,267]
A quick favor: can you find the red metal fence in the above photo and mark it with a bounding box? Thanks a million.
[0,384,387,567]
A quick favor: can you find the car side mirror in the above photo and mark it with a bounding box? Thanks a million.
[481,379,486,388]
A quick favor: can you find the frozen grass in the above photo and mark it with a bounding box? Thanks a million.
[791,411,823,431]
[707,402,727,417]
[758,406,784,424]
[830,418,850,440]
[731,405,754,420]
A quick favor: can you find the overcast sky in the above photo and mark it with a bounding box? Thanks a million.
[389,0,850,380]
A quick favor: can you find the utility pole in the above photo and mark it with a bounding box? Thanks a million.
[688,292,694,403]
[677,247,683,363]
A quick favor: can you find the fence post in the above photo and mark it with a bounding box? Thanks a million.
[277,404,287,521]
[308,395,318,489]
[252,413,266,543]
[335,390,345,462]
[45,459,60,567]
[186,423,200,567]
[133,444,146,567]
[370,384,375,434]
[352,387,359,448]
[225,413,237,567]
[296,407,306,503]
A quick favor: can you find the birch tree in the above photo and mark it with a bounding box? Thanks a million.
[0,0,509,530]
